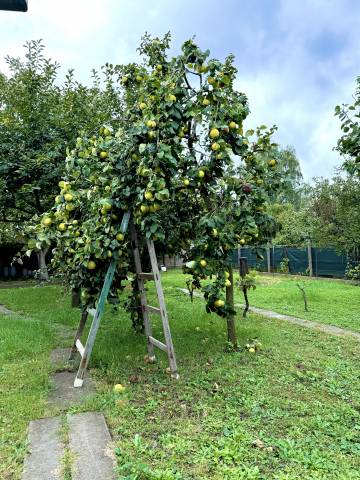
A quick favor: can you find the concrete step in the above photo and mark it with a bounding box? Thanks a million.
[22,417,64,480]
[68,412,116,480]
[48,371,96,410]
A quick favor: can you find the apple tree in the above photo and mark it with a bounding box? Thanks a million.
[32,34,283,346]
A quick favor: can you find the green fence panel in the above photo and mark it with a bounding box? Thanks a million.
[313,248,347,277]
[236,247,267,271]
[232,246,355,278]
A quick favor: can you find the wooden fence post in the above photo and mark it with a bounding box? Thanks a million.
[266,244,271,273]
[307,240,314,277]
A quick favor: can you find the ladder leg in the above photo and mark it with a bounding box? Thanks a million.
[130,223,155,361]
[69,308,88,361]
[74,259,117,387]
[146,239,179,379]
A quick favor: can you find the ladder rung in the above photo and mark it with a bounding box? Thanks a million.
[75,339,85,357]
[138,272,154,281]
[87,308,96,317]
[148,336,167,352]
[145,305,161,315]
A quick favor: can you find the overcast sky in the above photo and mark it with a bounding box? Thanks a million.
[1,0,359,181]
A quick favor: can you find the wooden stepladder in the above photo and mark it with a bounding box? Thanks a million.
[69,212,178,387]
[130,222,178,379]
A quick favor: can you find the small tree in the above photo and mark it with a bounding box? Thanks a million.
[237,270,257,318]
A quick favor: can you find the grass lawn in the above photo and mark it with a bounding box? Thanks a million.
[1,275,360,479]
[239,273,360,332]
[161,269,360,333]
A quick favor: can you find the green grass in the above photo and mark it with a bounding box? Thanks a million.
[160,269,360,333]
[0,313,55,479]
[239,273,360,332]
[1,276,360,479]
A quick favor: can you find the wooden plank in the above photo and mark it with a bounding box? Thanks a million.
[147,239,179,378]
[145,305,161,315]
[148,336,167,352]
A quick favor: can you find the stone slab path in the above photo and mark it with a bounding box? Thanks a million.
[68,412,116,480]
[22,417,64,480]
[48,371,96,410]
[178,288,360,341]
[21,325,115,479]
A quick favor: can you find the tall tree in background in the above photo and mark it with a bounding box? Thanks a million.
[310,176,360,255]
[259,145,303,206]
[0,40,122,275]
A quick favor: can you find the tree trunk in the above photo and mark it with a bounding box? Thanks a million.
[226,265,237,348]
[72,288,81,308]
[37,246,49,281]
[296,283,309,312]
[242,286,249,318]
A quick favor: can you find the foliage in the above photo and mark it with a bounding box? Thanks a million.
[279,256,290,274]
[271,175,360,252]
[0,221,24,244]
[32,34,284,321]
[309,175,360,253]
[345,262,360,281]
[269,202,313,247]
[237,270,257,291]
[0,40,122,226]
[335,76,360,176]
[267,145,303,206]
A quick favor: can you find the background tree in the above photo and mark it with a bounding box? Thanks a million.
[310,176,360,255]
[269,201,314,247]
[259,145,303,206]
[0,40,122,276]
